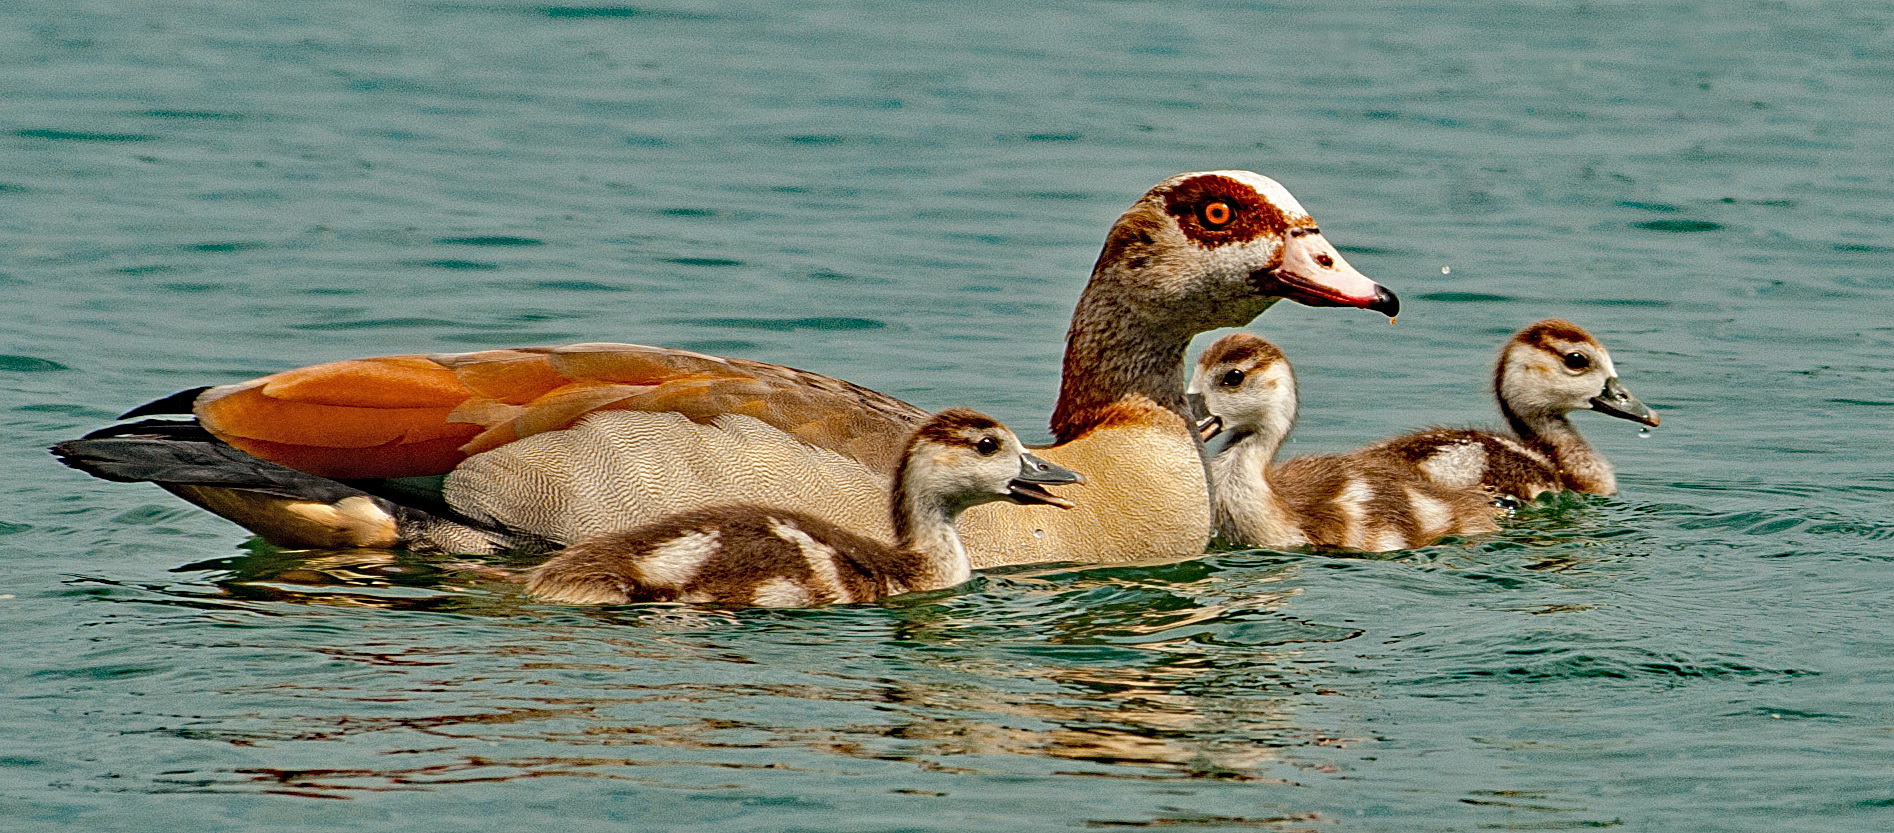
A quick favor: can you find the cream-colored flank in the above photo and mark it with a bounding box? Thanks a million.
[960,405,1210,567]
[526,409,1080,607]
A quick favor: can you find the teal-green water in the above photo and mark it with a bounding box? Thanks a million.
[5,2,1890,830]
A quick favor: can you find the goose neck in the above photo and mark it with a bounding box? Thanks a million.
[1049,280,1199,442]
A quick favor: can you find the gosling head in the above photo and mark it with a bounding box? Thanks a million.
[1497,319,1660,427]
[898,408,1083,515]
[1187,332,1299,444]
[1095,171,1400,333]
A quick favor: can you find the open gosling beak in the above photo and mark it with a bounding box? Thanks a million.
[1185,391,1223,442]
[1195,414,1224,443]
[1257,229,1400,318]
[1007,452,1083,509]
[1589,377,1660,427]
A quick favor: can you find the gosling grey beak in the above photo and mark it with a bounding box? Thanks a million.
[1589,376,1660,427]
[1185,391,1223,442]
[1006,452,1082,509]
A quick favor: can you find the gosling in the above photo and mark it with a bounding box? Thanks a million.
[1191,333,1499,553]
[526,408,1082,607]
[1362,319,1659,501]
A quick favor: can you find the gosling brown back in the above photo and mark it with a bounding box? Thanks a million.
[525,507,944,607]
[1192,332,1499,552]
[1362,319,1659,500]
[525,408,1081,606]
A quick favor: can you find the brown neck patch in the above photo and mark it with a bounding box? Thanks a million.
[1053,396,1184,443]
[1159,174,1296,249]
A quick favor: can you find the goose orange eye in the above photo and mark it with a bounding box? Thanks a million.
[976,436,1000,456]
[1201,201,1234,228]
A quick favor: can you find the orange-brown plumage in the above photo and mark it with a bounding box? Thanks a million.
[248,356,472,408]
[217,433,480,481]
[200,387,469,449]
[192,342,932,481]
[195,356,486,478]
[441,349,572,403]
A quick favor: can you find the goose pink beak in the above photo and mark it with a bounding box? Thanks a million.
[1260,229,1399,318]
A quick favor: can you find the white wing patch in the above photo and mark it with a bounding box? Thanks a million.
[1335,480,1374,549]
[1369,529,1408,552]
[1335,480,1373,520]
[1407,488,1452,535]
[634,530,721,588]
[750,577,814,608]
[766,517,852,603]
[1418,441,1488,490]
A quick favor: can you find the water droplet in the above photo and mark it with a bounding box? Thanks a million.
[1638,427,1652,438]
[1441,266,1451,274]
[1032,529,1045,539]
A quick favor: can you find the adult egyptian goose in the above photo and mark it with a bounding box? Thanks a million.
[54,171,1398,567]
[1361,319,1658,501]
[1190,333,1499,552]
[526,408,1080,606]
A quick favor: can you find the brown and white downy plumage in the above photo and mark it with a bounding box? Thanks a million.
[1190,333,1499,552]
[525,409,1082,607]
[54,171,1397,568]
[1363,319,1660,501]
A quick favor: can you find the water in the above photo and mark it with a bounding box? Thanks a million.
[4,1,1891,830]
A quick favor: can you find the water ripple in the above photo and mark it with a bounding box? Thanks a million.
[1406,646,1814,688]
[0,354,69,372]
[16,128,153,142]
[676,316,888,332]
[535,5,718,21]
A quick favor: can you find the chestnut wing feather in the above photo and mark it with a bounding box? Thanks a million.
[192,343,930,480]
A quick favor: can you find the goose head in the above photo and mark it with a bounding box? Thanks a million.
[897,408,1084,516]
[1496,319,1660,427]
[1090,171,1399,336]
[1187,332,1299,445]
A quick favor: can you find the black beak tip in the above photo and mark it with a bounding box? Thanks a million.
[1369,285,1400,318]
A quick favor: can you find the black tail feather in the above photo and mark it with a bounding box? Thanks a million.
[78,417,218,442]
[51,434,522,549]
[50,436,363,505]
[118,386,212,420]
[52,418,533,552]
